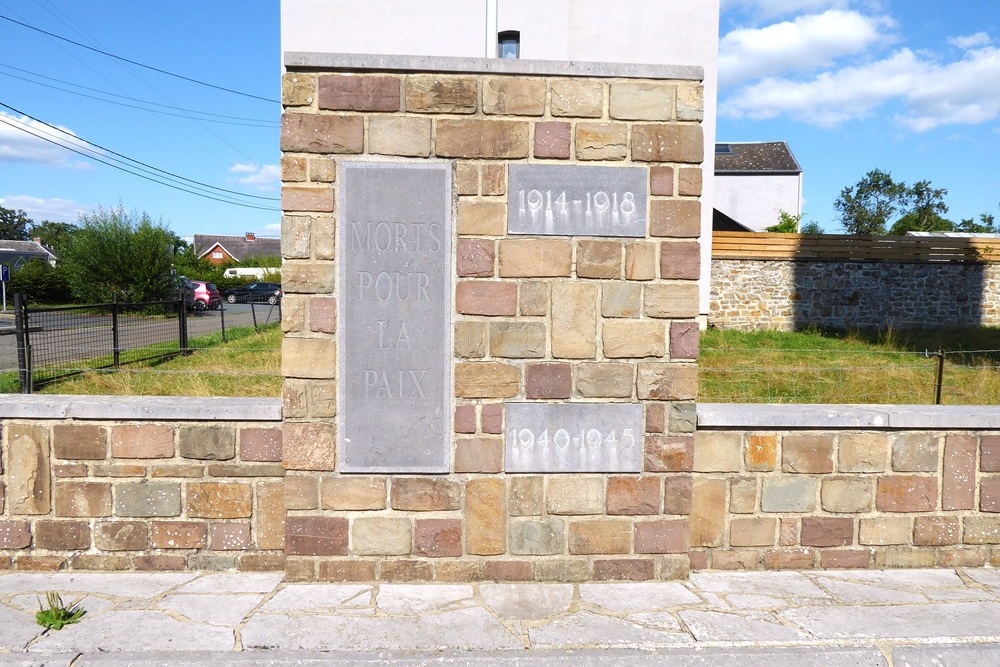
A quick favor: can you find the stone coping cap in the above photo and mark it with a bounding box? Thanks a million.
[699,403,1000,430]
[0,395,282,421]
[284,52,704,82]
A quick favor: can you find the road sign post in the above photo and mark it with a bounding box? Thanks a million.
[1,264,8,312]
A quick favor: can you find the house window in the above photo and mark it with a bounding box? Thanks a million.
[497,31,520,59]
[212,252,223,259]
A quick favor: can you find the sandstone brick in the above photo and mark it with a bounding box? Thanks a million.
[576,123,627,161]
[593,559,655,581]
[151,521,206,549]
[782,434,834,473]
[467,478,505,555]
[644,283,700,318]
[982,477,1000,512]
[309,296,337,334]
[455,163,478,195]
[53,424,107,460]
[456,238,495,277]
[607,477,660,515]
[482,163,506,195]
[635,520,688,554]
[662,476,693,516]
[435,560,482,582]
[281,113,363,153]
[282,337,336,380]
[669,321,700,360]
[839,433,888,472]
[625,242,657,281]
[914,516,959,546]
[455,322,488,358]
[510,518,565,555]
[729,477,757,514]
[457,200,506,236]
[859,517,911,545]
[8,424,50,515]
[631,124,704,163]
[660,241,700,280]
[552,283,598,358]
[982,435,1000,471]
[741,434,775,472]
[569,519,631,554]
[650,200,700,238]
[54,481,111,517]
[821,478,874,513]
[761,477,817,513]
[179,426,235,461]
[481,404,503,434]
[780,519,799,546]
[691,479,727,547]
[510,476,544,516]
[281,261,336,293]
[820,549,871,569]
[211,523,252,551]
[519,281,548,316]
[455,282,517,316]
[603,320,665,359]
[646,403,665,434]
[610,82,674,120]
[712,550,760,570]
[320,476,385,511]
[110,424,173,459]
[207,463,283,478]
[406,75,477,113]
[499,238,572,277]
[282,72,314,106]
[115,482,180,518]
[240,427,283,462]
[308,157,336,183]
[547,476,604,515]
[549,79,603,117]
[484,561,532,581]
[318,74,400,111]
[875,548,936,569]
[391,478,461,511]
[535,558,590,582]
[730,518,777,547]
[877,476,937,512]
[892,433,940,472]
[454,405,476,434]
[694,431,742,472]
[490,321,546,358]
[282,421,337,471]
[575,362,633,398]
[286,516,348,556]
[525,363,572,399]
[764,549,816,570]
[676,82,704,120]
[93,521,147,551]
[53,464,87,478]
[534,121,571,159]
[602,282,641,318]
[678,168,703,196]
[577,240,621,279]
[939,547,987,568]
[0,521,30,549]
[256,481,285,550]
[801,517,854,547]
[414,519,463,557]
[352,517,412,556]
[637,363,698,401]
[436,119,529,159]
[187,482,252,519]
[645,436,694,472]
[650,166,674,196]
[72,555,130,571]
[943,434,976,510]
[964,517,1000,544]
[455,362,520,398]
[454,437,504,473]
[284,475,318,510]
[483,77,545,115]
[134,555,186,571]
[669,403,698,434]
[93,464,145,477]
[307,380,338,418]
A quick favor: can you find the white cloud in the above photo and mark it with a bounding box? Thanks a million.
[719,10,894,87]
[949,32,992,50]
[0,113,93,168]
[228,163,280,191]
[0,195,88,223]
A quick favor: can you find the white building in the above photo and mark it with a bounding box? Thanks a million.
[713,142,803,232]
[282,0,721,314]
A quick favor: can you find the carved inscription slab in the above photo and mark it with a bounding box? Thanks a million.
[505,402,644,473]
[507,164,647,237]
[338,162,452,473]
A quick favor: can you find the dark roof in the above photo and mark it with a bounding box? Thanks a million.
[0,239,57,259]
[712,209,753,232]
[715,142,802,175]
[193,234,281,261]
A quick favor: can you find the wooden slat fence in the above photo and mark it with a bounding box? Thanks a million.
[712,232,1000,263]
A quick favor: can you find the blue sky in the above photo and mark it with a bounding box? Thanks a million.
[0,0,998,238]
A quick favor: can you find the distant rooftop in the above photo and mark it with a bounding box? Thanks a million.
[715,142,802,175]
[193,234,281,261]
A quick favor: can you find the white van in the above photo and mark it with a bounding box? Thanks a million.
[223,267,270,280]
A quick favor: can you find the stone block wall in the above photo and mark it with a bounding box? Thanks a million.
[280,55,705,581]
[0,398,284,572]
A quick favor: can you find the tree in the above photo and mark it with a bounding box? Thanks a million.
[800,221,823,234]
[765,210,801,233]
[834,169,909,236]
[889,180,950,234]
[28,220,78,256]
[957,212,999,235]
[0,206,31,240]
[60,204,177,303]
[7,259,72,304]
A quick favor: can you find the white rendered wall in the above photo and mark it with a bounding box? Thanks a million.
[715,174,802,232]
[281,0,720,315]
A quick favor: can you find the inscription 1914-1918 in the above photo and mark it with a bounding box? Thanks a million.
[338,162,452,473]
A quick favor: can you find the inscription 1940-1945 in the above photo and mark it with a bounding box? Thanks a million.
[338,162,452,473]
[507,164,647,238]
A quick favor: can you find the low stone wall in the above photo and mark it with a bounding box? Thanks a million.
[710,259,1000,330]
[692,405,1000,569]
[0,397,284,572]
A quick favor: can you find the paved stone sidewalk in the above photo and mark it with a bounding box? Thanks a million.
[2,568,1000,665]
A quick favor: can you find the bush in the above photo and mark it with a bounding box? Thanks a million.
[7,259,72,304]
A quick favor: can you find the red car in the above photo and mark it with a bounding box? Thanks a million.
[191,280,222,310]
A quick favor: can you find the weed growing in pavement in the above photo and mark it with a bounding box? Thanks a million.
[35,592,86,631]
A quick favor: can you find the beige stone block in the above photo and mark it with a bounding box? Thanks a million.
[435,119,530,159]
[875,548,936,569]
[637,363,698,401]
[577,240,622,279]
[8,424,51,515]
[568,519,631,554]
[308,157,336,182]
[576,123,627,161]
[312,217,336,260]
[691,478,726,547]
[283,421,337,472]
[839,433,888,472]
[282,73,315,106]
[352,517,412,556]
[490,321,546,358]
[551,283,598,359]
[626,242,657,281]
[822,478,874,513]
[455,362,520,398]
[282,186,334,213]
[678,168,702,196]
[730,518,777,547]
[282,156,306,181]
[550,80,604,117]
[457,201,506,236]
[694,431,742,472]
[547,476,605,515]
[510,476,544,516]
[729,477,757,513]
[280,294,305,334]
[644,283,700,318]
[281,114,362,154]
[498,239,571,277]
[859,517,912,545]
[603,320,665,358]
[281,215,311,259]
[520,281,548,316]
[481,163,506,195]
[483,77,546,115]
[256,481,285,550]
[405,75,477,113]
[602,282,641,318]
[631,124,704,163]
[455,163,478,195]
[321,477,386,510]
[283,475,318,510]
[282,261,335,293]
[455,321,488,358]
[368,116,432,157]
[282,337,335,379]
[610,82,675,121]
[576,363,633,398]
[676,82,705,121]
[467,478,505,555]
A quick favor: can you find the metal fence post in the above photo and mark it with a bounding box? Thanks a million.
[112,293,121,368]
[178,298,190,354]
[220,301,227,343]
[13,293,31,394]
[934,349,945,405]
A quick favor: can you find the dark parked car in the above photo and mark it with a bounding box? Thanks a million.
[223,282,282,305]
[191,280,222,310]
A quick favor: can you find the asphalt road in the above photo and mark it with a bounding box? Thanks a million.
[0,302,280,373]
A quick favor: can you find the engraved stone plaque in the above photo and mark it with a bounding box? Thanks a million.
[338,162,452,473]
[507,164,647,237]
[505,402,644,473]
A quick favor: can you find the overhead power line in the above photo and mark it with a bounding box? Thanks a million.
[0,13,279,104]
